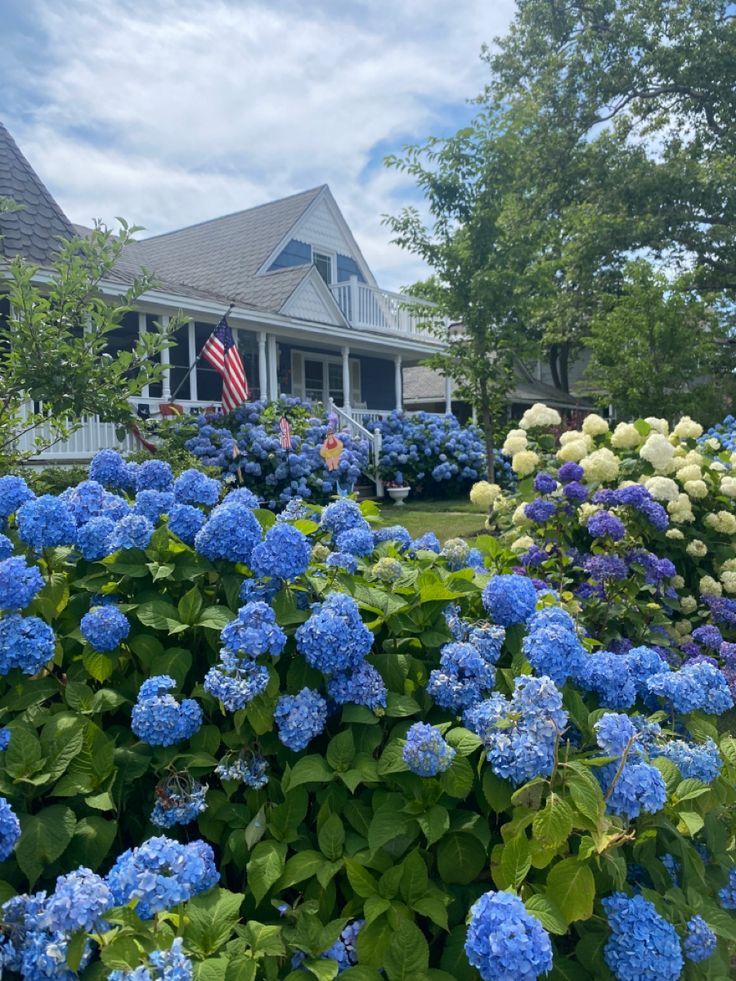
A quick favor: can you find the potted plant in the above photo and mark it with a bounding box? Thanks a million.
[386,474,410,505]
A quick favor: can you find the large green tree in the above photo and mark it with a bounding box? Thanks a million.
[0,217,176,468]
[586,259,736,420]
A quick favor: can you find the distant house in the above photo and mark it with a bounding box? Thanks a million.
[0,121,444,462]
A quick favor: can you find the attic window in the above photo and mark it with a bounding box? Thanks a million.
[313,251,333,285]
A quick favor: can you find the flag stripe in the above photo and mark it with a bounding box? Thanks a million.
[200,317,249,410]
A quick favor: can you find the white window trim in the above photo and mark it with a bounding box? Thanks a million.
[291,350,361,406]
[311,247,336,285]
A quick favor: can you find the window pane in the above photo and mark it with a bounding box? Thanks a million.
[313,252,332,285]
[194,322,221,402]
[168,323,191,401]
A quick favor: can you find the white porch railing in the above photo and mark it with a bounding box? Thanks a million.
[329,400,384,497]
[329,278,443,337]
[16,397,218,463]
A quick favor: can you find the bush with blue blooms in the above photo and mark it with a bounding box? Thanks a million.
[0,406,735,976]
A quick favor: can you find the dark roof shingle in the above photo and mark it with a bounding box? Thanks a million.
[0,121,75,264]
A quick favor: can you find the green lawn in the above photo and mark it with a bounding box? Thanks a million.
[375,496,487,542]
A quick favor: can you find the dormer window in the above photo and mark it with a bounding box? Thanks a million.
[313,250,333,285]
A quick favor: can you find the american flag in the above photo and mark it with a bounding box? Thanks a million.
[200,317,249,412]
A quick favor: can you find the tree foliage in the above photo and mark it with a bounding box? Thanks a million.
[0,221,176,467]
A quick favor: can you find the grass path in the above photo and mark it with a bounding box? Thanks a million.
[375,496,487,542]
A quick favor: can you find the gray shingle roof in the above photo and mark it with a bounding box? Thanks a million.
[117,185,325,313]
[0,121,76,264]
[403,365,589,410]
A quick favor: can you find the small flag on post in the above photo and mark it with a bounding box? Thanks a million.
[200,316,249,412]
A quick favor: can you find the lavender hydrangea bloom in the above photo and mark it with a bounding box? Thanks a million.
[557,461,584,483]
[525,498,557,523]
[534,472,558,494]
[587,510,626,541]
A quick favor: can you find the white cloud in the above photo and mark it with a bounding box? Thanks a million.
[5,0,515,289]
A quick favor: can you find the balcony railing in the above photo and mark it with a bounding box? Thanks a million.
[329,278,443,337]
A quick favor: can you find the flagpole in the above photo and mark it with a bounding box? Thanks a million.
[168,303,235,404]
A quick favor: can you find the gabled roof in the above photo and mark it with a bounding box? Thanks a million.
[118,185,327,314]
[0,121,76,264]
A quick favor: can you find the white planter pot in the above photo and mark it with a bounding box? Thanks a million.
[387,486,410,506]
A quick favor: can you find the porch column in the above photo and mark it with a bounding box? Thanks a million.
[138,313,149,398]
[267,334,278,401]
[188,321,197,402]
[257,331,268,401]
[341,345,351,413]
[444,374,453,414]
[394,354,402,410]
[160,315,171,401]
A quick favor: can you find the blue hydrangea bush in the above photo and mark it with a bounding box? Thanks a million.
[0,441,735,977]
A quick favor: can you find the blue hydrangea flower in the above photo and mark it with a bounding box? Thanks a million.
[466,676,568,786]
[327,661,387,710]
[534,472,558,494]
[525,498,557,523]
[0,475,34,518]
[719,868,736,908]
[600,759,667,821]
[131,676,202,746]
[80,605,130,651]
[296,593,373,673]
[656,738,722,784]
[661,854,681,886]
[402,722,455,776]
[0,533,12,560]
[647,661,733,715]
[323,919,364,971]
[413,531,441,553]
[691,625,723,651]
[109,937,194,980]
[220,601,286,657]
[109,513,154,551]
[216,753,269,789]
[482,574,537,626]
[39,867,112,933]
[59,479,109,526]
[374,525,413,551]
[578,652,637,708]
[204,656,270,712]
[0,557,44,611]
[89,449,132,490]
[320,499,365,536]
[335,525,375,557]
[250,523,311,580]
[168,504,206,545]
[564,481,588,503]
[0,614,55,675]
[558,461,584,483]
[0,729,10,751]
[274,688,327,751]
[16,495,77,550]
[465,890,553,981]
[522,607,584,685]
[134,490,175,524]
[624,646,668,698]
[76,515,116,560]
[194,502,261,564]
[684,915,716,963]
[428,641,496,712]
[602,893,683,981]
[0,797,20,861]
[219,487,260,510]
[587,510,626,541]
[173,469,221,506]
[106,836,218,919]
[151,779,207,828]
[468,624,505,664]
[325,551,358,573]
[595,713,636,757]
[136,460,173,492]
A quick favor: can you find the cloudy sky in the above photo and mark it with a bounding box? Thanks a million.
[1,0,515,289]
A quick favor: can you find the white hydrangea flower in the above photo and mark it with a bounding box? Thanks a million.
[672,416,703,440]
[665,528,685,540]
[644,417,670,435]
[511,450,539,476]
[502,429,528,456]
[721,571,736,594]
[611,422,642,449]
[681,595,697,613]
[671,574,685,589]
[639,433,675,472]
[684,479,708,499]
[556,440,589,463]
[580,448,620,482]
[720,476,736,498]
[559,429,590,447]
[469,481,501,510]
[510,535,534,551]
[705,511,736,535]
[686,539,708,558]
[706,438,721,450]
[512,503,532,527]
[667,493,695,524]
[578,502,601,522]
[581,413,609,437]
[711,461,727,473]
[519,403,562,430]
[644,476,679,501]
[699,575,722,596]
[721,558,736,573]
[675,464,703,483]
